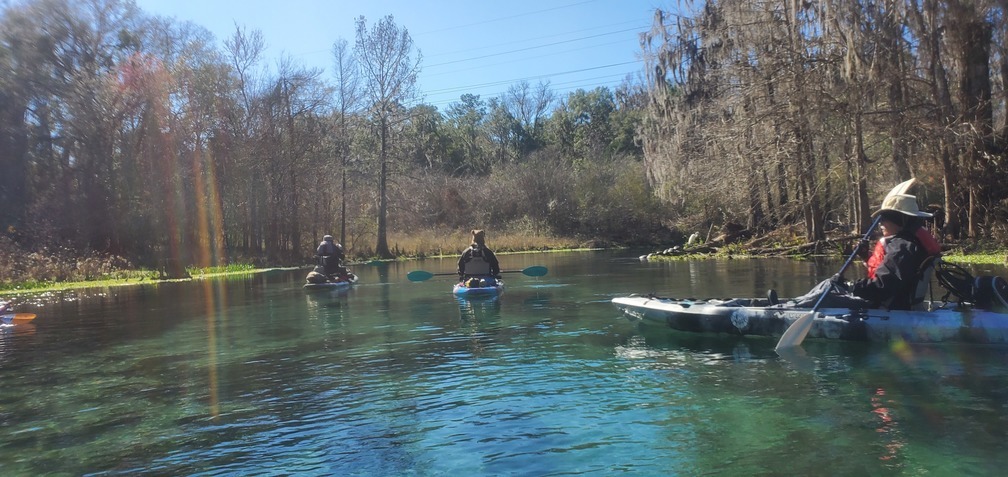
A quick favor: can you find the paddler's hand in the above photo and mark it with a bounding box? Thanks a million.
[831,273,852,291]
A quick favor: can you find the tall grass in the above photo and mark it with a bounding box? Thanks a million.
[377,229,584,258]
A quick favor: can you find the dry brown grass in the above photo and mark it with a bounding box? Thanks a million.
[380,229,583,258]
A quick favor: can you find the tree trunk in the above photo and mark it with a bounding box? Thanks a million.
[854,113,870,234]
[376,115,392,258]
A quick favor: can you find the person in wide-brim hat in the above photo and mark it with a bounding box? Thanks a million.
[873,193,933,218]
[846,188,941,310]
[786,183,942,311]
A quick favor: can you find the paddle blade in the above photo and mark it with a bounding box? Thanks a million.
[522,266,548,277]
[407,270,434,282]
[775,312,815,351]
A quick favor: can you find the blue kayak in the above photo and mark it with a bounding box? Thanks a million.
[303,274,358,290]
[453,279,505,296]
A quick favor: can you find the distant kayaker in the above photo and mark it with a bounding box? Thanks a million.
[457,229,501,285]
[785,188,940,310]
[316,234,346,278]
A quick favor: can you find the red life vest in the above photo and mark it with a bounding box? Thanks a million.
[915,227,942,256]
[866,238,887,279]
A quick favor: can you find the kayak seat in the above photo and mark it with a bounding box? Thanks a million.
[911,255,940,311]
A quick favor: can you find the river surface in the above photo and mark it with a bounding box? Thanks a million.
[2,250,1008,476]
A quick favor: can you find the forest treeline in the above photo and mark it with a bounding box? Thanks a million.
[641,1,1008,243]
[2,0,1008,282]
[0,0,663,277]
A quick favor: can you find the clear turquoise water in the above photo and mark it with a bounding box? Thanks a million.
[1,251,1007,475]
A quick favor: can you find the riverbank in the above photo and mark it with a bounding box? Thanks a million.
[0,266,302,296]
[641,244,1008,265]
[3,228,1003,296]
[637,227,1008,266]
[0,247,599,296]
[0,229,589,294]
[3,247,1003,298]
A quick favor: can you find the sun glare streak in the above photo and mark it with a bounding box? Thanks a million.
[206,150,227,264]
[193,146,211,268]
[190,143,227,268]
[890,338,913,362]
[203,278,228,422]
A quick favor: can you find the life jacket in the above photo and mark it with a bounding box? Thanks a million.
[866,238,887,279]
[463,246,491,275]
[318,241,341,256]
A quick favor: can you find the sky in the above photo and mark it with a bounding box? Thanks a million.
[134,0,668,109]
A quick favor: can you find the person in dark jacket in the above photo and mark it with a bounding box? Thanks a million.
[457,229,501,286]
[845,193,939,310]
[786,191,939,310]
[316,234,346,278]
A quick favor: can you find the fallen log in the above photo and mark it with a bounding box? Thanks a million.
[748,234,860,256]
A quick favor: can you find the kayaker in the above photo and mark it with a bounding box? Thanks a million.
[844,192,940,309]
[316,234,346,279]
[457,229,501,286]
[785,190,940,310]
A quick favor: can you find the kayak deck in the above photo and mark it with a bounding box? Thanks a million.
[453,280,505,296]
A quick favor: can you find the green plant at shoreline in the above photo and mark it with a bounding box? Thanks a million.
[0,264,260,293]
[942,251,1008,265]
[185,263,257,276]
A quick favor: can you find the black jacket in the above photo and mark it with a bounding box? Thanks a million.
[849,229,928,310]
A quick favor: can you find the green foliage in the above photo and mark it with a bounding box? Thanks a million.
[942,252,1007,266]
[186,263,257,275]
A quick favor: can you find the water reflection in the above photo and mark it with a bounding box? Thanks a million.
[456,295,501,321]
[1,251,1006,475]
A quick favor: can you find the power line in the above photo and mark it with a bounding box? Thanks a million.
[423,19,645,60]
[421,62,641,108]
[424,60,640,95]
[423,36,642,80]
[424,25,648,67]
[412,0,599,36]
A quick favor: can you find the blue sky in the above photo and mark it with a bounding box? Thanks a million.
[135,0,666,108]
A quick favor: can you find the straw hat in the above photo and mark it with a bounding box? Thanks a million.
[873,193,933,218]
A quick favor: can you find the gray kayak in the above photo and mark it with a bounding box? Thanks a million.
[612,295,1008,344]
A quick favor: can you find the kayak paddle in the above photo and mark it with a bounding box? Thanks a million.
[407,266,548,282]
[775,215,882,351]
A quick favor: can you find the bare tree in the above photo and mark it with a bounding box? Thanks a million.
[223,24,266,254]
[354,15,421,258]
[331,38,362,247]
[638,1,1008,242]
[505,80,554,157]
